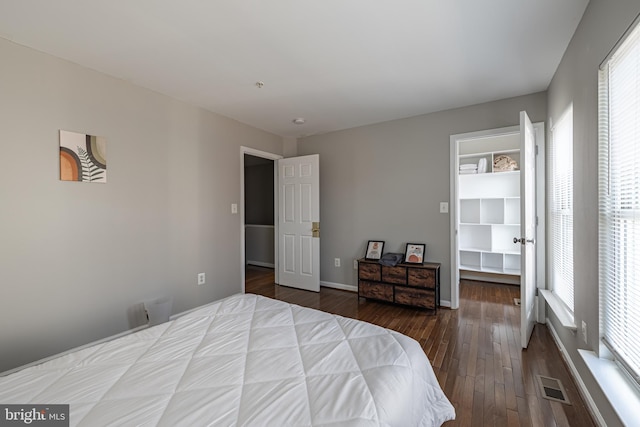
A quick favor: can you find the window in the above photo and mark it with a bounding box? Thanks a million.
[599,19,640,384]
[549,106,574,313]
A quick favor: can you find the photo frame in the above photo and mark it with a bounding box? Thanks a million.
[365,240,385,260]
[404,243,425,264]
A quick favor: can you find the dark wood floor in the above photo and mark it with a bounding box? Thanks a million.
[245,265,595,427]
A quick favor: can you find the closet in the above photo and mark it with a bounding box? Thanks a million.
[452,127,521,284]
[450,112,545,347]
[456,132,522,281]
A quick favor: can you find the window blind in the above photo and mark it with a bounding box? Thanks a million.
[599,19,640,384]
[549,106,574,313]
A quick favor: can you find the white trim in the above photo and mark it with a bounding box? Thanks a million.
[244,224,275,229]
[540,289,576,330]
[449,137,459,309]
[439,299,452,308]
[579,349,640,426]
[321,281,357,293]
[449,122,546,311]
[240,146,282,293]
[247,261,275,269]
[546,321,606,427]
[450,125,520,310]
[534,122,546,323]
[0,324,148,377]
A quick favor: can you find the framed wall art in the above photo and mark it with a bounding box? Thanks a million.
[365,240,385,260]
[404,243,425,264]
[60,130,107,183]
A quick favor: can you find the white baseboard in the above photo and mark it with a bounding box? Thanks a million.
[320,281,357,292]
[546,320,606,427]
[440,299,451,308]
[246,261,275,268]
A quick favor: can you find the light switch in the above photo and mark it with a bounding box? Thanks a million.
[231,204,238,214]
[440,202,449,213]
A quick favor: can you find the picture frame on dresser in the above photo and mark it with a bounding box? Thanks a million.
[403,243,425,264]
[365,240,385,260]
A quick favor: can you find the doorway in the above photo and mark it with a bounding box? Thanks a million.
[449,115,546,348]
[240,147,282,293]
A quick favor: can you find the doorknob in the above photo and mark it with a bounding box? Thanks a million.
[513,237,534,245]
[312,222,320,238]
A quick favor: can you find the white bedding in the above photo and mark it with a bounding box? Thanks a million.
[0,294,455,426]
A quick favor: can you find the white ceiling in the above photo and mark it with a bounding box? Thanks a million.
[0,0,589,138]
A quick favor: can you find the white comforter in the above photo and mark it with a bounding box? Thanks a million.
[0,294,455,426]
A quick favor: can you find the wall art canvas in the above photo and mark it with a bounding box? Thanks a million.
[60,130,107,183]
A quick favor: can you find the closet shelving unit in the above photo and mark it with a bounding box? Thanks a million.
[458,139,521,276]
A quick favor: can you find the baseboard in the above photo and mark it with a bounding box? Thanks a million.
[460,270,520,285]
[320,281,357,292]
[246,261,275,268]
[546,320,606,427]
[440,299,452,308]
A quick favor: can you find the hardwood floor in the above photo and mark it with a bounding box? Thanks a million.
[245,265,595,427]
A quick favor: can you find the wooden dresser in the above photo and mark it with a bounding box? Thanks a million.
[357,258,440,312]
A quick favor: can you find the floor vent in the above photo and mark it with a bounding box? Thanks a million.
[537,375,571,404]
[513,298,521,306]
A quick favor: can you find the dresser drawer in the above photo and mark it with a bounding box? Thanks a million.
[381,265,407,284]
[359,281,393,302]
[408,267,436,287]
[358,262,381,281]
[394,286,436,310]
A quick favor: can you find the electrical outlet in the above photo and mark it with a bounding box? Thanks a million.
[231,204,238,214]
[581,320,587,344]
[334,258,341,267]
[197,272,206,286]
[440,202,449,213]
[353,259,358,269]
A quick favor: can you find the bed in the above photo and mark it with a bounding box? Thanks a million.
[0,294,455,426]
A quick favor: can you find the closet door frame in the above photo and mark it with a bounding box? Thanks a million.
[449,123,545,312]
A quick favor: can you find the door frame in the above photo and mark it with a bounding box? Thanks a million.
[240,146,283,293]
[449,123,545,310]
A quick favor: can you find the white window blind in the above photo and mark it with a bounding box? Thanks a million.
[599,18,640,384]
[549,106,574,313]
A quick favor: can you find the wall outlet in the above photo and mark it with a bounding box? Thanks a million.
[231,204,238,214]
[197,272,206,286]
[334,258,341,267]
[440,202,449,213]
[581,320,587,344]
[353,259,358,269]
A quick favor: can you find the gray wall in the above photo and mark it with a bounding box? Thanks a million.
[546,1,640,426]
[244,160,275,266]
[0,38,283,372]
[245,226,275,267]
[297,92,546,298]
[244,162,274,225]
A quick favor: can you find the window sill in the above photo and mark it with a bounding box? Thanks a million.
[540,289,576,331]
[579,349,640,425]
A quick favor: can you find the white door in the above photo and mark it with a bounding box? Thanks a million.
[519,111,537,348]
[277,154,320,292]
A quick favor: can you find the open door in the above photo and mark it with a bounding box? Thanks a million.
[518,111,537,348]
[277,154,320,292]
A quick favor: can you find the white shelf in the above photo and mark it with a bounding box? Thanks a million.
[457,142,521,276]
[459,249,521,275]
[459,171,520,199]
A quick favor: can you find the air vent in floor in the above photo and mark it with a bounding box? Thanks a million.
[537,375,571,404]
